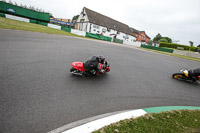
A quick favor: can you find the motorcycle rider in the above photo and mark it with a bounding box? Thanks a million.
[188,68,200,80]
[84,55,107,74]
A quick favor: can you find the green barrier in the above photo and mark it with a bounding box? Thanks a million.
[0,12,5,17]
[0,1,49,22]
[86,32,112,42]
[30,19,37,24]
[141,44,174,53]
[29,19,48,26]
[113,38,123,44]
[61,26,71,32]
[37,21,48,26]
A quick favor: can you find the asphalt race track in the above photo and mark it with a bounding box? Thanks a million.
[0,29,200,133]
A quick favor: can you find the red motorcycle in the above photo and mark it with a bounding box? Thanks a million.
[70,61,110,76]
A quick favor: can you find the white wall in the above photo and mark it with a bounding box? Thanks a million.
[71,29,86,36]
[47,23,61,30]
[124,41,141,47]
[5,14,29,22]
[77,8,89,22]
[152,43,160,47]
[87,23,136,42]
[77,8,89,32]
[77,8,136,42]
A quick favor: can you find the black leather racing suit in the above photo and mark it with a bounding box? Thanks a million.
[189,68,200,80]
[84,56,100,74]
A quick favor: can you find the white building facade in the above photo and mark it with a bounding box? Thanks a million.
[76,7,136,44]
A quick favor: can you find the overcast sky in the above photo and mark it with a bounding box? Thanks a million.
[7,0,200,46]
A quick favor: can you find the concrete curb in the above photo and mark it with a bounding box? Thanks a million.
[49,106,200,133]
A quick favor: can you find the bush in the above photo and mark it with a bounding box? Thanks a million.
[159,42,198,52]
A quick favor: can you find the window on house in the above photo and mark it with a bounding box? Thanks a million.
[93,24,100,29]
[126,35,129,39]
[117,31,120,34]
[107,28,110,32]
[102,28,106,33]
[80,19,85,22]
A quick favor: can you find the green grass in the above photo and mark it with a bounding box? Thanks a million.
[139,47,200,62]
[0,17,85,38]
[93,110,200,133]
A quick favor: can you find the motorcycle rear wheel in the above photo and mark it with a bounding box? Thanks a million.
[70,67,76,72]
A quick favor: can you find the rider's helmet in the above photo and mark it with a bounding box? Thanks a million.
[96,55,105,63]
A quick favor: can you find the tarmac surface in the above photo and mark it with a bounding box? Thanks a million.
[0,29,200,133]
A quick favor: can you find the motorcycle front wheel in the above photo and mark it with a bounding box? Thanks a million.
[172,73,185,79]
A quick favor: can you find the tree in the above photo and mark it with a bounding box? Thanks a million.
[153,34,172,43]
[8,0,13,4]
[159,38,168,43]
[14,2,18,6]
[153,33,162,42]
[189,41,193,47]
[72,15,79,22]
[163,37,172,43]
[49,12,54,18]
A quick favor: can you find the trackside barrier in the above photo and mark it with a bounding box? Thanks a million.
[141,44,174,53]
[71,29,86,36]
[29,19,48,26]
[0,12,5,17]
[6,14,29,22]
[86,32,112,42]
[113,38,123,44]
[48,23,61,30]
[123,40,141,47]
[61,26,71,32]
[0,1,49,22]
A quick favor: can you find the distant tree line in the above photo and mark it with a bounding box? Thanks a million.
[153,33,172,43]
[72,15,79,22]
[1,0,54,17]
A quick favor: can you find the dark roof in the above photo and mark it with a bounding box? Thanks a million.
[130,27,142,34]
[130,27,151,39]
[84,7,133,35]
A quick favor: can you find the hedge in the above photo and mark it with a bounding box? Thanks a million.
[141,44,174,53]
[159,42,199,52]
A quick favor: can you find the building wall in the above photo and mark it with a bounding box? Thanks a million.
[134,32,150,43]
[89,23,136,42]
[77,9,89,32]
[77,12,136,43]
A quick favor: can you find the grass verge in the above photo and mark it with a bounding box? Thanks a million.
[1,17,200,62]
[139,47,200,62]
[93,110,200,133]
[0,17,86,38]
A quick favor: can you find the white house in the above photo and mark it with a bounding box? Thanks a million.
[76,7,136,44]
